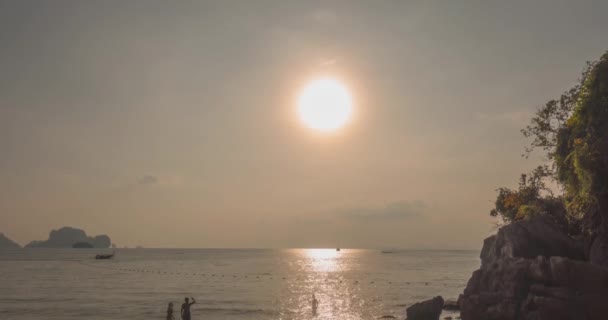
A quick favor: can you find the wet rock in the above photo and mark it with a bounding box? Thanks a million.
[406,296,444,320]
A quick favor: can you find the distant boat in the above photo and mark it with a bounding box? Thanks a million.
[336,248,341,251]
[381,251,395,254]
[95,251,115,260]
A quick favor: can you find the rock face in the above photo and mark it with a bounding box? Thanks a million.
[589,233,608,267]
[406,296,444,320]
[0,233,21,248]
[479,215,584,264]
[25,227,111,248]
[459,215,608,320]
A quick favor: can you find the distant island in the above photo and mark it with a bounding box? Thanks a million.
[25,226,111,248]
[72,241,95,248]
[0,233,21,249]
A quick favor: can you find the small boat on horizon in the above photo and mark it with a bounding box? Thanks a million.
[95,251,115,260]
[336,248,341,251]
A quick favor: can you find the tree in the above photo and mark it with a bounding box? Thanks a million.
[492,51,608,235]
[521,62,591,161]
[490,166,569,230]
[554,52,608,233]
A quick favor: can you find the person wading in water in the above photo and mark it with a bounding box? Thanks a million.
[166,302,175,320]
[181,297,196,320]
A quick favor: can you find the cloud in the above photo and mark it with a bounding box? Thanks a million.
[339,201,427,222]
[281,201,430,248]
[320,58,338,67]
[313,10,336,23]
[137,175,158,185]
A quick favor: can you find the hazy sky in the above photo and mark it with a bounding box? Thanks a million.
[1,0,607,248]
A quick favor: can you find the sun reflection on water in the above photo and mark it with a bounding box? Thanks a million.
[285,249,364,319]
[304,249,340,272]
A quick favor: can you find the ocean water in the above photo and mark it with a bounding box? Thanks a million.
[0,249,479,320]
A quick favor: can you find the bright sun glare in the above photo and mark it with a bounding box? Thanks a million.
[297,78,353,132]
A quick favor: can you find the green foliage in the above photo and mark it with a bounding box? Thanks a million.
[554,52,608,231]
[490,166,572,232]
[522,80,582,160]
[490,166,556,223]
[521,60,594,164]
[492,51,608,234]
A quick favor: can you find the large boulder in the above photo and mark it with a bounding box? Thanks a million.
[0,233,21,249]
[460,256,608,320]
[406,296,444,320]
[481,215,584,265]
[459,216,608,320]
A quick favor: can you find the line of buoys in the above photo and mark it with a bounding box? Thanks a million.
[76,260,446,287]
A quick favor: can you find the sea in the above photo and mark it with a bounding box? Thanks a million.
[0,249,479,320]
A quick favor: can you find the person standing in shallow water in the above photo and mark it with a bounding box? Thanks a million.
[181,297,196,320]
[166,302,175,320]
[311,293,318,315]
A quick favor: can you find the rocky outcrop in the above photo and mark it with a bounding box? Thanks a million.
[406,296,444,320]
[0,233,20,248]
[480,215,584,265]
[25,227,111,248]
[459,215,608,320]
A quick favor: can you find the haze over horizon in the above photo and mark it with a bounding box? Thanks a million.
[1,0,607,249]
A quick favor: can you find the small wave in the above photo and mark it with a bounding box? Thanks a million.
[197,307,278,316]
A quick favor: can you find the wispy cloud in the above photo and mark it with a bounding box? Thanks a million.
[340,201,427,222]
[137,175,158,185]
[320,58,338,67]
[313,10,336,23]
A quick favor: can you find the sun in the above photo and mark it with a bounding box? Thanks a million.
[297,78,353,131]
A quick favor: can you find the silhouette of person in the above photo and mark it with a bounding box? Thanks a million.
[166,302,175,320]
[181,297,196,320]
[311,293,318,315]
